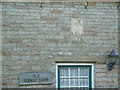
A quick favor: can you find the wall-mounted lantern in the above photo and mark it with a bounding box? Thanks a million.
[108,50,118,71]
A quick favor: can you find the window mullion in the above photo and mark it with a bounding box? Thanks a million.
[78,68,80,88]
[88,68,89,88]
[69,68,70,88]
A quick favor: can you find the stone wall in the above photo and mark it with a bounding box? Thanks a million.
[118,3,120,89]
[2,2,118,88]
[0,2,2,90]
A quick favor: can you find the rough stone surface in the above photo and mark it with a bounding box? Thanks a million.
[0,2,2,90]
[118,5,120,90]
[2,2,118,88]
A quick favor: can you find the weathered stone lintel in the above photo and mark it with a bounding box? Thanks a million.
[55,60,96,63]
[51,55,109,64]
[0,0,119,3]
[0,2,2,90]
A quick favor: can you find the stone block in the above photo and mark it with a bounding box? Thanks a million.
[88,2,96,6]
[50,9,62,14]
[46,39,58,43]
[103,2,110,7]
[82,2,87,6]
[109,2,118,7]
[96,64,107,69]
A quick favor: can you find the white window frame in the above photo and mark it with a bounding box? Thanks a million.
[56,63,95,88]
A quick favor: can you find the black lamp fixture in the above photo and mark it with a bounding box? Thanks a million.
[108,50,118,71]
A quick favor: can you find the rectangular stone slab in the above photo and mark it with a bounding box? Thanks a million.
[19,72,52,85]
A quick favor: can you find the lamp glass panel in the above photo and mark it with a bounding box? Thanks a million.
[109,56,117,64]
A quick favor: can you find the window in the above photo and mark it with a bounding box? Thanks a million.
[56,63,94,89]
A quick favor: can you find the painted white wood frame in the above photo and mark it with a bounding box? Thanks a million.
[56,63,95,88]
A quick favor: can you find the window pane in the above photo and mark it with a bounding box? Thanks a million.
[60,78,69,86]
[60,68,69,76]
[84,79,88,86]
[70,78,78,86]
[80,78,88,86]
[80,79,83,86]
[70,68,78,76]
[80,68,88,76]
